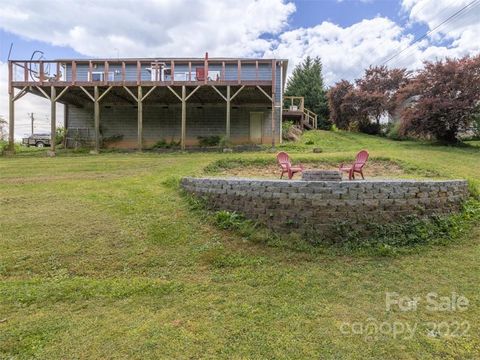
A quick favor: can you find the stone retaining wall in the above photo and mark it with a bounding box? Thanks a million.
[181,177,469,232]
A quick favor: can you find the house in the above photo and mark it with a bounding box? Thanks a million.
[7,54,288,151]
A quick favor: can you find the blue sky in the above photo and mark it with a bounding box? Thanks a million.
[0,0,478,137]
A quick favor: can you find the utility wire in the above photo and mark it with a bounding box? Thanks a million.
[385,1,480,68]
[381,0,479,66]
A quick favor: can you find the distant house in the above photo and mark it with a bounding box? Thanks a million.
[7,54,288,151]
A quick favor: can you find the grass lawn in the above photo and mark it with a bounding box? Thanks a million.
[1,130,479,359]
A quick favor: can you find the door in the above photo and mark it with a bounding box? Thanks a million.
[249,112,263,143]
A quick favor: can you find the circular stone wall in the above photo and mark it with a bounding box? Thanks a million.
[181,177,469,233]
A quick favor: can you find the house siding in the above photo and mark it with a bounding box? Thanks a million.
[67,103,281,148]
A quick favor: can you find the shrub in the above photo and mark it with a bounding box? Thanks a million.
[386,122,405,140]
[55,127,66,145]
[215,210,245,230]
[0,140,8,152]
[198,135,221,147]
[282,120,294,139]
[358,121,381,135]
[152,138,180,149]
[472,112,480,140]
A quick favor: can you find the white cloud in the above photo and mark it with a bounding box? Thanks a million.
[266,17,417,85]
[0,0,295,58]
[401,0,480,55]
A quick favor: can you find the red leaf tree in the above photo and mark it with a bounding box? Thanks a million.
[355,66,410,124]
[398,55,480,143]
[327,80,355,130]
[327,66,409,132]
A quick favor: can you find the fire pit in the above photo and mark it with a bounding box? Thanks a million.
[301,170,342,181]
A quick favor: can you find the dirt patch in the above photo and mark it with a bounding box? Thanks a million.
[211,160,409,179]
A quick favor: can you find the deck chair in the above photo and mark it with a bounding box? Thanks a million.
[339,150,369,180]
[277,152,304,179]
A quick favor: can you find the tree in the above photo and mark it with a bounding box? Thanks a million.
[327,80,355,130]
[0,116,7,141]
[355,66,410,125]
[327,66,409,134]
[285,56,330,129]
[398,55,480,143]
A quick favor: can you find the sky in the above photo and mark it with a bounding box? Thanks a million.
[0,0,479,138]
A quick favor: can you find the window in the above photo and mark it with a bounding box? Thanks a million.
[89,71,114,82]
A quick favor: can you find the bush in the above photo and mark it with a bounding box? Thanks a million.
[0,140,7,152]
[215,210,245,230]
[282,120,294,139]
[386,122,405,140]
[358,121,381,135]
[472,112,480,140]
[152,138,180,149]
[55,127,66,145]
[317,117,333,130]
[198,135,221,147]
[282,120,303,142]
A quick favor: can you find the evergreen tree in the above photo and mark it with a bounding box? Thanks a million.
[285,56,330,129]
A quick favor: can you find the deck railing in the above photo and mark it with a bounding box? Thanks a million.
[9,59,276,87]
[283,96,305,112]
[283,96,317,129]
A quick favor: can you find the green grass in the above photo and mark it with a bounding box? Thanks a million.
[1,130,480,359]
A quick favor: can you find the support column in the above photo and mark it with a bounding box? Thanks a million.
[181,86,186,150]
[137,86,143,151]
[226,85,231,141]
[50,86,57,152]
[271,99,275,148]
[94,86,100,153]
[8,89,14,151]
[8,61,14,152]
[271,59,276,148]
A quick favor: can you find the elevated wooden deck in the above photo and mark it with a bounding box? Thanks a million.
[282,96,317,129]
[7,57,287,153]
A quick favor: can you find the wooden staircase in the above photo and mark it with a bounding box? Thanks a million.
[282,96,318,129]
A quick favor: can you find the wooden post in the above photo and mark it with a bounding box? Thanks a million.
[94,86,100,152]
[8,61,14,151]
[39,60,44,84]
[89,61,93,82]
[226,85,231,141]
[24,62,28,82]
[271,60,276,147]
[50,86,57,152]
[72,61,77,85]
[181,86,186,150]
[136,61,141,85]
[237,60,241,84]
[204,54,208,85]
[137,86,143,151]
[104,61,109,84]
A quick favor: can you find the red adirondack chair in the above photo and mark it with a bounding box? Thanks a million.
[277,152,304,179]
[339,150,369,180]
